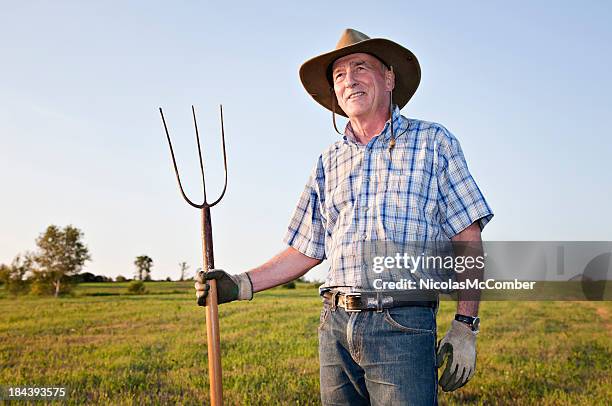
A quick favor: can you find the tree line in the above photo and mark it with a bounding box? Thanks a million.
[0,224,193,297]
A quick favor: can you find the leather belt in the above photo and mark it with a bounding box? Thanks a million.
[322,290,437,312]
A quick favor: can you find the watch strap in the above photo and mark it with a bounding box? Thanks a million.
[455,314,478,328]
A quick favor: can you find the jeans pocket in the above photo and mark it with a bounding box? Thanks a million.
[383,308,435,335]
[318,308,331,331]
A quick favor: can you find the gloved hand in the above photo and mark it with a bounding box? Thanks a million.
[194,269,253,306]
[436,320,478,391]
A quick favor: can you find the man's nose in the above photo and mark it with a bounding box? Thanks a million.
[344,69,358,87]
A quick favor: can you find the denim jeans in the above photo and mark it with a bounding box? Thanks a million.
[318,300,438,405]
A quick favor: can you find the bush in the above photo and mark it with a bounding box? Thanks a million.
[30,277,73,296]
[115,275,127,282]
[127,280,147,294]
[29,279,54,296]
[282,281,296,289]
[0,256,33,296]
[1,276,30,296]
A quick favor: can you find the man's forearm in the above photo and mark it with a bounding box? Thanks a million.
[452,222,484,317]
[246,247,322,293]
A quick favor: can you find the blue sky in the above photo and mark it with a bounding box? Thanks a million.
[1,1,611,281]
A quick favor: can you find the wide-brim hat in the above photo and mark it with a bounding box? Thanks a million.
[299,28,421,117]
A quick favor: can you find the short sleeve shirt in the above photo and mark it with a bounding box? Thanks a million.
[284,106,494,292]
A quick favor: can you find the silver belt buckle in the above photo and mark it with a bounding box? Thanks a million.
[343,293,362,312]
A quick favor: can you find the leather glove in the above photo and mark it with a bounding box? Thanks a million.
[194,269,253,306]
[436,320,477,391]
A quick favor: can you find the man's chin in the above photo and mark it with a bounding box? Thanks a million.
[342,106,369,119]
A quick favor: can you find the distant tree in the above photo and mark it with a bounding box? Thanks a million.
[165,276,172,282]
[179,262,189,281]
[134,255,153,281]
[69,272,111,283]
[32,225,91,297]
[115,275,127,282]
[78,272,96,283]
[0,254,33,295]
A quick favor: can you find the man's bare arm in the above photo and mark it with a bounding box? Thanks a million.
[451,222,483,317]
[247,247,322,293]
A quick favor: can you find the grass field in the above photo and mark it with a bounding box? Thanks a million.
[0,282,610,405]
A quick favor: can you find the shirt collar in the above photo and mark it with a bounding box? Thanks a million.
[342,105,406,146]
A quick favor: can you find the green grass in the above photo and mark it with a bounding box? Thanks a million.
[0,282,610,405]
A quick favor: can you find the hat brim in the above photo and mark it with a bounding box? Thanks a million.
[299,38,421,117]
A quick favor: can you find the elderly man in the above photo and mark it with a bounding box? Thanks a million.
[196,29,493,405]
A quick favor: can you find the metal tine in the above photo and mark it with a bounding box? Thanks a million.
[158,105,228,209]
[207,105,228,207]
[190,105,228,207]
[159,107,204,209]
[191,105,208,205]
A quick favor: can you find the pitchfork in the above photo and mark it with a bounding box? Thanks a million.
[159,105,227,405]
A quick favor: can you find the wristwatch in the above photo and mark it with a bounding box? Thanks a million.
[455,314,480,333]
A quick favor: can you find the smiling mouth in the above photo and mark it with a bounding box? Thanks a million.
[347,91,366,100]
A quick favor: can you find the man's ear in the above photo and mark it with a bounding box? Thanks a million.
[386,66,396,91]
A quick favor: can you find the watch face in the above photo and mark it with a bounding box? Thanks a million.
[472,317,480,331]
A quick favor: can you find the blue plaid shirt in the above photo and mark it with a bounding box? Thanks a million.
[284,106,494,292]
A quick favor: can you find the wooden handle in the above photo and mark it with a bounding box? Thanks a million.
[206,278,223,405]
[201,206,223,405]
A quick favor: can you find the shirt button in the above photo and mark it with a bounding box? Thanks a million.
[363,207,369,212]
[361,233,367,240]
[364,177,370,182]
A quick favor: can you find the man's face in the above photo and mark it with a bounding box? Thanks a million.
[331,53,394,120]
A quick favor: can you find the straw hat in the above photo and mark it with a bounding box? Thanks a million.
[299,28,421,117]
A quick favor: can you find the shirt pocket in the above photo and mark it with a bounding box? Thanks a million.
[378,165,438,242]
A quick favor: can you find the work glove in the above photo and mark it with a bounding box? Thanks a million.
[436,320,477,391]
[194,269,253,306]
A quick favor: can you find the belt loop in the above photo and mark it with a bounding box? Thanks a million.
[330,290,338,311]
[376,292,383,313]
